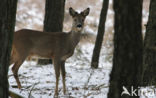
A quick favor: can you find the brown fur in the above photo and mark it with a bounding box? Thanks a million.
[10,7,90,97]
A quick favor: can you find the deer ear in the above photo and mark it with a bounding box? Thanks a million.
[81,8,90,17]
[69,7,78,17]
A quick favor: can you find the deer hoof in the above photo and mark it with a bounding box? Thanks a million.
[63,90,66,95]
[18,85,22,89]
[54,92,59,98]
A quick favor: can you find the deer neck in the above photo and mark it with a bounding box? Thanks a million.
[68,29,82,49]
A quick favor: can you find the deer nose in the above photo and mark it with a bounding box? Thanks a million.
[77,24,82,28]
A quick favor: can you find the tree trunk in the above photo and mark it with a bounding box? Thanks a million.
[38,0,65,65]
[107,0,143,98]
[0,0,17,97]
[142,0,156,85]
[91,0,109,68]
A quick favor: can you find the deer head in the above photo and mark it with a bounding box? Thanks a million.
[69,7,90,32]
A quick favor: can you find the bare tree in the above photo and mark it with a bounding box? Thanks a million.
[38,0,65,65]
[108,0,143,98]
[142,0,156,85]
[91,0,109,68]
[0,0,17,97]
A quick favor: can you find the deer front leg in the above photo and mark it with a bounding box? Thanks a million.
[61,61,66,95]
[53,58,61,97]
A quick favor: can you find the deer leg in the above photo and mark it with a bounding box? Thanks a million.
[10,58,14,65]
[10,53,16,65]
[60,61,66,95]
[53,58,61,97]
[12,58,25,89]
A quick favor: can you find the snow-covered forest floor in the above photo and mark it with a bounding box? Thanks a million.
[9,44,111,98]
[8,0,151,97]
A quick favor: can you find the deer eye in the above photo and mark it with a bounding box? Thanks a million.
[82,19,84,21]
[74,19,77,21]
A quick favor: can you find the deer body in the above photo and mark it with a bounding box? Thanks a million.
[10,7,90,97]
[12,29,80,60]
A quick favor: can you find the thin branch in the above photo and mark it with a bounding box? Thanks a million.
[28,82,39,98]
[83,69,94,97]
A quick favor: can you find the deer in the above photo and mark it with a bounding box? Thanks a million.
[10,7,90,97]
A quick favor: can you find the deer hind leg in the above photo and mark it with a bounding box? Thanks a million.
[12,57,26,89]
[60,61,66,95]
[10,57,14,65]
[53,58,62,97]
[10,52,17,65]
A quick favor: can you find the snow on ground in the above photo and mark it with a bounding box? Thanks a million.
[9,44,112,98]
[11,0,113,97]
[10,0,151,97]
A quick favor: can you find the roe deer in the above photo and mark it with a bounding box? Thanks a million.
[10,7,90,97]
